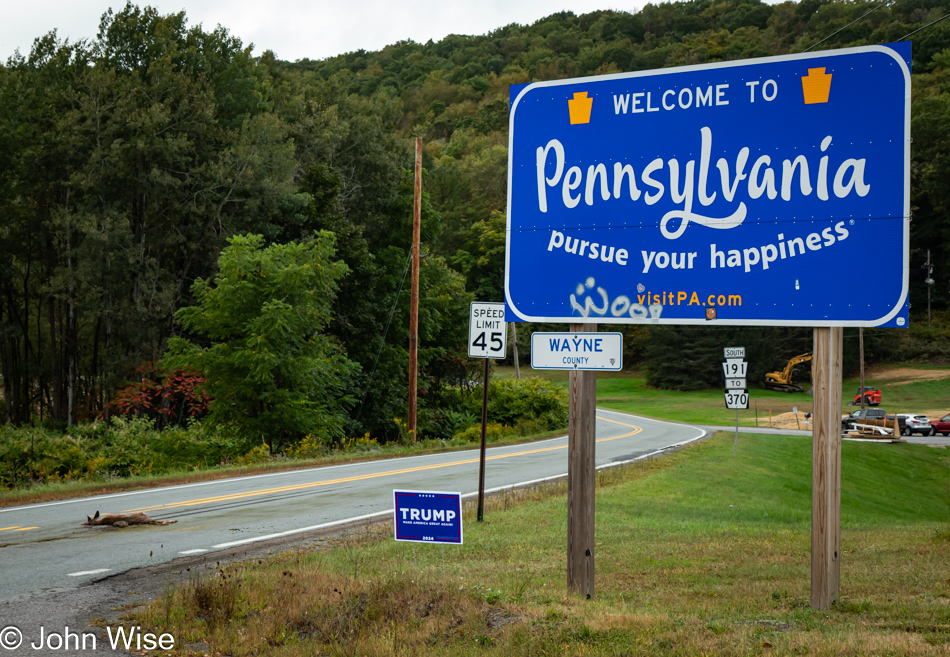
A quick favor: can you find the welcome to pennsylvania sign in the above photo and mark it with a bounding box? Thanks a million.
[505,44,910,327]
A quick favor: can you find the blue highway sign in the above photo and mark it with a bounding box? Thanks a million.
[393,490,463,544]
[506,44,910,327]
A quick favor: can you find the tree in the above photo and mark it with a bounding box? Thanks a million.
[0,5,303,427]
[163,233,357,451]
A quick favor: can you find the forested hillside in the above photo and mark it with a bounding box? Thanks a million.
[1,0,948,445]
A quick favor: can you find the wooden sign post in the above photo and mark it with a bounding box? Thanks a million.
[567,323,597,599]
[811,326,842,608]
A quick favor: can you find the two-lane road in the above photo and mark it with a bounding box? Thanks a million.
[0,410,704,598]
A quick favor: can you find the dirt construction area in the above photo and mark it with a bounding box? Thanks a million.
[756,366,950,431]
[867,366,950,384]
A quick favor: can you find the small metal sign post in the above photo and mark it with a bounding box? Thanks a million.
[723,347,748,456]
[468,302,507,522]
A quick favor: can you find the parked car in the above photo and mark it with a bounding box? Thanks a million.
[895,413,934,436]
[841,408,905,434]
[930,413,950,436]
[841,407,887,432]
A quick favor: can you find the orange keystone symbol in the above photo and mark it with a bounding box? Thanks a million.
[568,91,593,124]
[802,68,832,104]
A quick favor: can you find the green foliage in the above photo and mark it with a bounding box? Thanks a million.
[427,377,568,441]
[0,5,303,427]
[480,377,569,428]
[861,323,950,364]
[422,408,479,441]
[453,421,515,443]
[0,420,238,488]
[299,0,950,392]
[164,233,357,451]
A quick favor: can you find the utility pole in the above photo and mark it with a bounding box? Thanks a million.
[408,137,421,442]
[511,323,521,380]
[859,327,865,410]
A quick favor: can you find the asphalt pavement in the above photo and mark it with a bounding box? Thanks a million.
[0,409,704,599]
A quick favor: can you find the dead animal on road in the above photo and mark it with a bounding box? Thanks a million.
[83,511,177,528]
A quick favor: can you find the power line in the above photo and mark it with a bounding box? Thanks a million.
[804,0,894,53]
[899,12,950,41]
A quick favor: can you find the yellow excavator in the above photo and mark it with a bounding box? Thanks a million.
[764,353,812,392]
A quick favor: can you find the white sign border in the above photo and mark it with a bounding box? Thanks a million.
[468,301,508,359]
[724,389,750,410]
[505,44,911,328]
[530,331,624,371]
[392,488,464,545]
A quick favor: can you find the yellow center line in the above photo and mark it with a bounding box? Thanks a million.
[13,527,38,531]
[597,414,644,441]
[0,526,22,531]
[122,416,642,514]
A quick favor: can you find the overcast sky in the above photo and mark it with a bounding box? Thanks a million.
[0,1,652,63]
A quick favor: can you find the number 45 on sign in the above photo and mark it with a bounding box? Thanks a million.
[469,302,507,359]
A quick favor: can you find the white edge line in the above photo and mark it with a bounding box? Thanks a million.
[67,568,110,577]
[211,510,393,549]
[209,426,709,551]
[179,549,209,555]
[0,435,572,515]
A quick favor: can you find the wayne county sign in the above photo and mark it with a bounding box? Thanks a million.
[506,44,910,328]
[531,332,623,370]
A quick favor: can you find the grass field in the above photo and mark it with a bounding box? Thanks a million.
[135,432,950,656]
[497,365,950,428]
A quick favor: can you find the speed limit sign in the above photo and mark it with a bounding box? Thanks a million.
[469,302,507,359]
